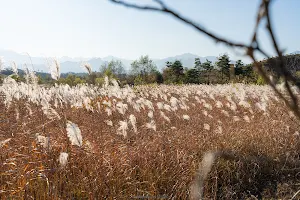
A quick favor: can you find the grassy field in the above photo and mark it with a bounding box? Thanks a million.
[1,78,300,199]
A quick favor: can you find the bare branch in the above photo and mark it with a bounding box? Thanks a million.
[263,0,299,115]
[108,0,300,119]
[108,0,269,57]
[109,0,162,11]
[250,55,300,118]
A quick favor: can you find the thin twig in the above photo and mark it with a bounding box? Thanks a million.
[108,0,269,57]
[108,0,300,119]
[263,0,299,114]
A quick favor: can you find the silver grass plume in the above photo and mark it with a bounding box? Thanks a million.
[129,114,137,133]
[160,111,170,123]
[0,138,11,148]
[81,62,92,75]
[23,64,30,84]
[36,133,50,150]
[203,123,210,131]
[111,79,120,88]
[66,121,83,147]
[23,64,38,85]
[15,108,19,120]
[105,120,113,126]
[58,152,68,167]
[183,114,190,120]
[148,110,154,118]
[49,58,60,80]
[116,102,128,115]
[42,106,61,120]
[105,108,112,116]
[29,70,39,85]
[11,61,18,75]
[25,103,33,116]
[117,120,128,138]
[104,76,109,88]
[145,120,156,131]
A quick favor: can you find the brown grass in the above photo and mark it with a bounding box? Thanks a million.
[1,88,300,199]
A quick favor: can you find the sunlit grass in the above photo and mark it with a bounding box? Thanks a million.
[0,77,299,199]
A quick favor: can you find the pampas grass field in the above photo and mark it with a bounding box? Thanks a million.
[1,76,300,199]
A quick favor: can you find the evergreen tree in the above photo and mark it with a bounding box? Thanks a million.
[201,59,213,84]
[243,64,256,83]
[166,61,173,68]
[162,67,174,84]
[163,60,185,84]
[185,68,199,84]
[216,54,231,82]
[171,60,184,76]
[170,60,184,83]
[235,60,244,76]
[194,58,202,69]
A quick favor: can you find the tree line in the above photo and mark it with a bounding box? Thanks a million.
[2,53,300,86]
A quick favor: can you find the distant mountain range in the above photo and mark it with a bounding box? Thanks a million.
[0,50,223,73]
[0,49,299,73]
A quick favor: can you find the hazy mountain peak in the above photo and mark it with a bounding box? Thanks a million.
[0,49,223,73]
[102,55,118,61]
[176,53,199,58]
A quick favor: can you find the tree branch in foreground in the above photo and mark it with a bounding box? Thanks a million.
[108,0,300,120]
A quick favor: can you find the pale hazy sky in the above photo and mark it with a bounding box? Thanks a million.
[0,0,299,61]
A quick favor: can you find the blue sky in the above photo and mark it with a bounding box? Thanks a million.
[0,0,299,61]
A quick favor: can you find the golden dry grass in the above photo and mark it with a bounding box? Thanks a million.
[1,84,300,199]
